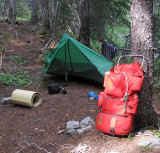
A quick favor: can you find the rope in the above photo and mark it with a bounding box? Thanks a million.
[16,141,51,153]
[70,141,91,153]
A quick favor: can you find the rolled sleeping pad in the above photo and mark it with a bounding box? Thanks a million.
[10,89,42,107]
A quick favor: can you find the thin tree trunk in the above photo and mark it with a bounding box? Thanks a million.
[5,0,15,22]
[41,0,50,30]
[12,0,16,21]
[91,2,106,38]
[78,0,90,47]
[0,0,2,16]
[30,0,38,24]
[131,0,159,130]
[44,1,61,49]
[69,2,81,36]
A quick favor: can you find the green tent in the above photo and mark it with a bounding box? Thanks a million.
[42,33,115,85]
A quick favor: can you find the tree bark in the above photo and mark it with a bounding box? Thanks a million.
[12,0,16,22]
[69,2,81,36]
[4,0,16,22]
[78,0,90,47]
[0,0,2,16]
[90,1,106,39]
[30,0,38,24]
[41,0,50,30]
[44,1,61,49]
[131,0,159,130]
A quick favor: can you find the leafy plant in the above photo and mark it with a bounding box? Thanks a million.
[90,39,102,53]
[155,132,160,137]
[0,70,33,87]
[2,32,15,40]
[127,132,134,141]
[0,72,17,85]
[137,146,150,151]
[149,129,160,137]
[10,56,27,66]
[15,70,32,86]
[40,50,51,61]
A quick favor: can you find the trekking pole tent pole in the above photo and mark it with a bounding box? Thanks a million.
[65,43,67,87]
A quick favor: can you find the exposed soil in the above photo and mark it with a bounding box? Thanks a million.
[0,21,160,153]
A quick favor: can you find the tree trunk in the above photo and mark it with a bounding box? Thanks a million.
[44,1,61,49]
[12,0,16,22]
[5,0,15,22]
[41,0,50,30]
[0,0,2,16]
[131,0,159,130]
[78,0,90,47]
[90,1,106,39]
[30,0,38,24]
[69,2,81,36]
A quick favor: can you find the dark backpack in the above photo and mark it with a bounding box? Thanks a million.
[48,83,60,94]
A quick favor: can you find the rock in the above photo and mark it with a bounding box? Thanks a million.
[67,128,78,136]
[80,116,94,128]
[67,121,80,130]
[66,117,94,136]
[1,97,11,104]
[138,138,160,148]
[66,121,79,136]
[77,125,92,135]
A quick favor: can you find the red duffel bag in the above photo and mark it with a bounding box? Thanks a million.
[96,112,134,136]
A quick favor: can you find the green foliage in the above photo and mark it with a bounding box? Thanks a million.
[2,32,15,40]
[137,146,150,151]
[112,53,132,65]
[10,56,27,66]
[107,25,130,48]
[16,1,31,20]
[40,50,51,61]
[0,70,33,87]
[153,77,160,100]
[155,132,160,137]
[154,57,160,76]
[57,29,76,39]
[90,39,102,53]
[0,72,16,86]
[149,129,160,137]
[90,0,130,49]
[153,83,160,90]
[127,132,134,141]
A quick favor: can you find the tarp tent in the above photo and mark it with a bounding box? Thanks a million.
[42,33,115,84]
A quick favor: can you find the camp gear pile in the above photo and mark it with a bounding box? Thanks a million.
[96,62,144,136]
[42,33,115,84]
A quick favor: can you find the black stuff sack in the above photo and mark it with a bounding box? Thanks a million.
[48,83,60,94]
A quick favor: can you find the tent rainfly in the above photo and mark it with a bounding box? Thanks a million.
[42,33,115,85]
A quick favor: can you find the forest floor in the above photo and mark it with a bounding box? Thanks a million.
[0,21,160,153]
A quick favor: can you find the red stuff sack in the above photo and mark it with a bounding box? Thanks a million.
[113,62,144,93]
[96,112,134,136]
[104,68,127,98]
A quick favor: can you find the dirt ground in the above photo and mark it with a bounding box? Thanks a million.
[0,21,160,153]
